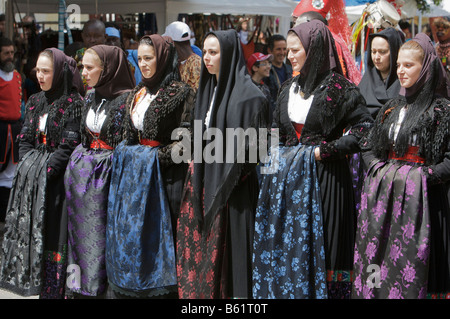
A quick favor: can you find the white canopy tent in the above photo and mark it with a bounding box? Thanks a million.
[2,0,294,37]
[3,0,448,47]
[3,0,449,26]
[166,0,294,36]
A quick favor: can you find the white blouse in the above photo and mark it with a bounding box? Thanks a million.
[39,113,48,133]
[131,91,158,131]
[0,69,13,82]
[391,106,407,142]
[86,99,107,133]
[287,82,314,124]
[390,106,418,145]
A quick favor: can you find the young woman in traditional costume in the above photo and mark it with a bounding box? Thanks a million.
[0,48,84,298]
[252,21,373,299]
[105,35,195,298]
[64,45,135,298]
[176,29,269,299]
[353,33,450,299]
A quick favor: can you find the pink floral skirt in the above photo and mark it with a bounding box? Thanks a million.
[353,160,431,299]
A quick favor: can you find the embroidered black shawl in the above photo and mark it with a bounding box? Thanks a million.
[274,72,373,161]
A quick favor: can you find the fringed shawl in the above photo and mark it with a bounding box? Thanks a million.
[365,96,450,166]
[20,48,84,152]
[367,33,450,161]
[81,91,130,149]
[122,80,192,145]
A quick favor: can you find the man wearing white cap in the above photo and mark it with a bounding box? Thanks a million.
[163,21,201,91]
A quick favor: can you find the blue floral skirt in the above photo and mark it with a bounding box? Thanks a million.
[252,144,327,299]
[105,141,177,297]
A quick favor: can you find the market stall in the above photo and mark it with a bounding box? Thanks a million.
[3,0,294,38]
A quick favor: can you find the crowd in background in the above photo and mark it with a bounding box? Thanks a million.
[0,0,449,300]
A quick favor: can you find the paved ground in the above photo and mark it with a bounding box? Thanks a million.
[0,288,38,299]
[0,222,38,299]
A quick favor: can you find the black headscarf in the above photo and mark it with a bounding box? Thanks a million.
[192,29,269,228]
[358,28,404,118]
[399,33,450,100]
[289,20,343,98]
[369,33,450,161]
[89,45,135,99]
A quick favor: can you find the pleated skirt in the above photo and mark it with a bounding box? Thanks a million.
[64,144,113,297]
[252,144,356,299]
[252,144,327,299]
[317,156,357,299]
[0,147,67,298]
[176,162,259,299]
[353,160,431,299]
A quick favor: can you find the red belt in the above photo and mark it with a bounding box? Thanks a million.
[139,139,161,147]
[90,139,113,150]
[388,146,425,164]
[292,122,304,140]
[89,132,113,150]
[40,133,47,145]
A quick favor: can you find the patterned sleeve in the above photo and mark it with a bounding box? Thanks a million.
[318,86,374,162]
[18,94,39,160]
[158,88,196,168]
[47,93,83,178]
[424,99,450,185]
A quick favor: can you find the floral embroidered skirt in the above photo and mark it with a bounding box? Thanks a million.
[105,141,177,297]
[0,147,68,298]
[253,144,357,299]
[353,160,431,299]
[64,144,113,297]
[252,144,327,299]
[176,162,259,299]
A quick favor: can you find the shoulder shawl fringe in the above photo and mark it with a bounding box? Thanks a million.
[367,97,450,165]
[123,81,192,145]
[20,90,84,151]
[81,91,130,149]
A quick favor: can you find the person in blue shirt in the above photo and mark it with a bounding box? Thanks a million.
[263,34,292,118]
